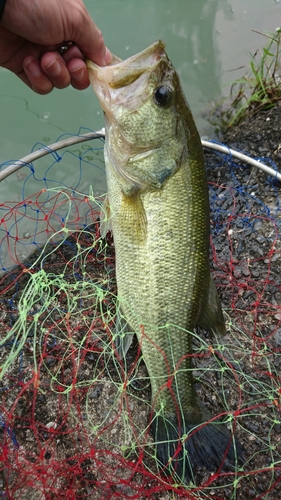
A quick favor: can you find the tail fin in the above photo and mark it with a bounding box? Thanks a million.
[151,411,244,483]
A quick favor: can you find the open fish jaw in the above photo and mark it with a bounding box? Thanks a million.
[87,40,170,114]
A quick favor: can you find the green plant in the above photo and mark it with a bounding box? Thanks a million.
[208,28,281,132]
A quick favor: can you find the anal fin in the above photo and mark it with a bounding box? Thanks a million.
[114,308,134,359]
[197,273,226,336]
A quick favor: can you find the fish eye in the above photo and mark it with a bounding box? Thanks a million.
[153,85,174,107]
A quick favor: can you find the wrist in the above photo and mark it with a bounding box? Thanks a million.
[0,0,7,21]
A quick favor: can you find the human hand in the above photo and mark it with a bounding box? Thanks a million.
[0,0,112,94]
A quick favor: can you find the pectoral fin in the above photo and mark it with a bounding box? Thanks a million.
[114,308,134,359]
[197,274,226,336]
[100,195,112,238]
[118,192,147,243]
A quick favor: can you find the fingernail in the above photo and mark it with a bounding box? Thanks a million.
[104,47,112,65]
[72,65,85,81]
[46,58,61,77]
[24,57,41,77]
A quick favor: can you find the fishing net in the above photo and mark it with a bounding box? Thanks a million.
[0,128,281,499]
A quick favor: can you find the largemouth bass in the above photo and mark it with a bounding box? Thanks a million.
[87,41,242,483]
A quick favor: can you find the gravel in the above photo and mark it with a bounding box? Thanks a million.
[0,104,281,499]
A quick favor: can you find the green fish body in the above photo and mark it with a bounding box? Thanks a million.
[87,41,242,482]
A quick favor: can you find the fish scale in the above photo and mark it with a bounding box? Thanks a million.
[87,40,243,483]
[111,167,209,410]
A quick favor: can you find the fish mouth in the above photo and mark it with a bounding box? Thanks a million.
[86,40,167,112]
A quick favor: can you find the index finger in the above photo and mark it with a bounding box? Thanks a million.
[68,8,112,66]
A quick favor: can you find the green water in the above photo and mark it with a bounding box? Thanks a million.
[0,0,280,268]
[1,0,280,164]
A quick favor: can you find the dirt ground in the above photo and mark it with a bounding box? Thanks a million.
[0,103,281,499]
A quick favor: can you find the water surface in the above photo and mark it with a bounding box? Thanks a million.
[0,0,280,266]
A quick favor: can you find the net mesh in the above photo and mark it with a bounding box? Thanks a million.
[0,131,281,499]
